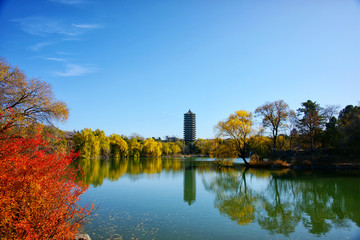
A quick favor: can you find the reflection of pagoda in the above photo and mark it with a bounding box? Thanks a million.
[184,164,196,205]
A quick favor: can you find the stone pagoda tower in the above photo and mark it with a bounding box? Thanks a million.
[184,109,196,143]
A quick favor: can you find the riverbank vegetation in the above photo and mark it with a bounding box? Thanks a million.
[69,98,359,168]
[0,58,93,239]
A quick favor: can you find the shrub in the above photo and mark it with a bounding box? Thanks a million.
[0,129,93,239]
[273,159,290,168]
[250,154,263,164]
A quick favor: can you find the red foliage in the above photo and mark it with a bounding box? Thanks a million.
[0,130,93,239]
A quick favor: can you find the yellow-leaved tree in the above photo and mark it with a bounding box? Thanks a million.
[216,110,259,165]
[142,138,162,157]
[0,58,68,133]
[128,138,141,157]
[110,134,128,158]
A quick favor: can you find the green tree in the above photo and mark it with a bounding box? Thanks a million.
[297,100,325,151]
[255,100,289,151]
[337,105,360,153]
[216,110,258,165]
[73,128,101,159]
[322,116,339,149]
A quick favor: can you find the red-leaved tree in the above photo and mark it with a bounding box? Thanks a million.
[0,127,93,239]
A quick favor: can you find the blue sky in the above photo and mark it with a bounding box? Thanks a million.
[1,0,360,139]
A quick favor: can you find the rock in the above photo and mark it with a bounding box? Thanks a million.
[75,233,91,240]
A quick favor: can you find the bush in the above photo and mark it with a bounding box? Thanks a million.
[250,154,263,164]
[273,159,290,168]
[0,129,93,239]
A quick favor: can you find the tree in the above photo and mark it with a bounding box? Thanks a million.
[297,100,325,151]
[194,138,211,156]
[109,134,128,158]
[322,105,340,122]
[288,110,297,150]
[161,142,181,156]
[0,127,92,239]
[169,142,181,155]
[161,142,172,156]
[216,110,258,165]
[73,128,101,159]
[142,138,162,157]
[322,116,339,149]
[250,135,272,157]
[94,129,110,157]
[337,105,360,153]
[128,138,141,157]
[255,100,289,151]
[209,138,237,159]
[0,58,68,132]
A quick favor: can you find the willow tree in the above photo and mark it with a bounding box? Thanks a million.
[255,100,289,151]
[0,58,68,132]
[216,110,258,165]
[73,128,101,159]
[110,134,128,158]
[142,138,162,157]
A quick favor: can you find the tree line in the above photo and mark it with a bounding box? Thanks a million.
[208,99,360,165]
[72,129,183,158]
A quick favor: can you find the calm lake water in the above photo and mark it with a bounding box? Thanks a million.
[78,157,360,240]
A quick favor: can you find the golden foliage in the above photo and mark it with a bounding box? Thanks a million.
[0,58,68,132]
[216,110,259,164]
[110,134,128,158]
[142,138,162,157]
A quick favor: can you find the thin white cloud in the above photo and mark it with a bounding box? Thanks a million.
[29,42,54,51]
[54,64,97,77]
[72,23,102,29]
[13,17,79,37]
[45,57,66,62]
[49,0,88,5]
[55,51,71,55]
[12,17,101,37]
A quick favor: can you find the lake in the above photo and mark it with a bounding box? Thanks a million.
[78,157,360,240]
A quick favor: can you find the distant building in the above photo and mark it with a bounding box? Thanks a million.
[164,136,181,142]
[184,109,196,143]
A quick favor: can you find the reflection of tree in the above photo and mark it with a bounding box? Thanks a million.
[257,177,301,236]
[204,167,360,237]
[204,168,257,225]
[298,182,334,235]
[292,176,360,235]
[77,158,184,186]
[263,173,360,236]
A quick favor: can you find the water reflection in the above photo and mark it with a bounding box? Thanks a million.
[184,161,196,205]
[77,158,360,238]
[204,168,257,225]
[204,168,360,236]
